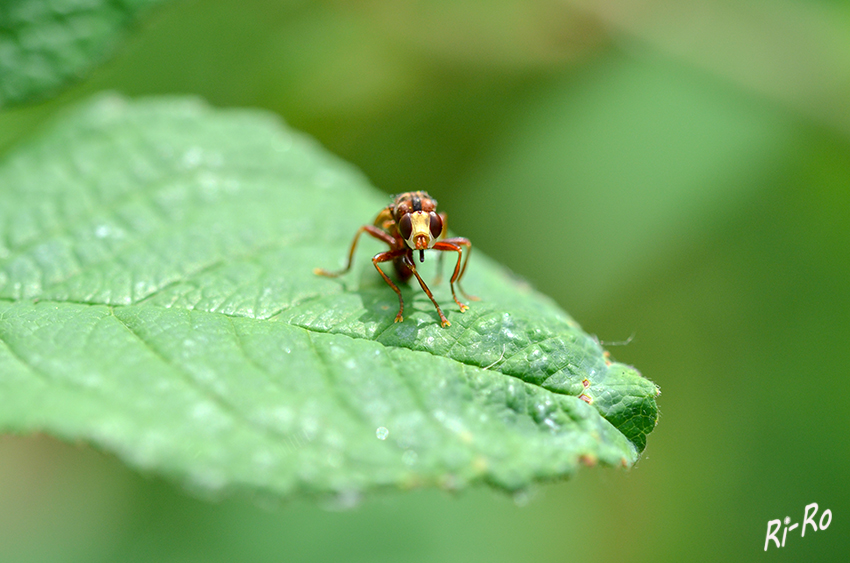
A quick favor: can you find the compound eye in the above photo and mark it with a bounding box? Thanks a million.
[398,213,413,240]
[429,212,443,239]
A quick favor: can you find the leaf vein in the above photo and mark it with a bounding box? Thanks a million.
[303,330,371,426]
[106,308,310,447]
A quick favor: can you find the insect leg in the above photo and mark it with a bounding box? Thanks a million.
[314,225,396,277]
[440,237,478,301]
[403,256,451,327]
[432,241,469,312]
[372,249,408,323]
[432,211,449,285]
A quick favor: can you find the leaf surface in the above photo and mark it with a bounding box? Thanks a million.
[0,94,659,497]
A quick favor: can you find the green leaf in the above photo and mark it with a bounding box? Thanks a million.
[0,0,166,107]
[0,94,659,497]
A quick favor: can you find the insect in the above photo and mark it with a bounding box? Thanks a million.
[314,191,477,327]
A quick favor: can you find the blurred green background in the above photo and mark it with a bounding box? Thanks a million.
[1,0,848,561]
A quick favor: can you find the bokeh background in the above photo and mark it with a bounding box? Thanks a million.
[1,0,848,561]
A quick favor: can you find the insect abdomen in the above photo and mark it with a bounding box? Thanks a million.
[392,255,413,282]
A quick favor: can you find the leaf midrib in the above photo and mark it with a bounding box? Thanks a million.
[0,295,589,402]
[1,296,593,483]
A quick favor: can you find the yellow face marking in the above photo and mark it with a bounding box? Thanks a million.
[404,211,435,250]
